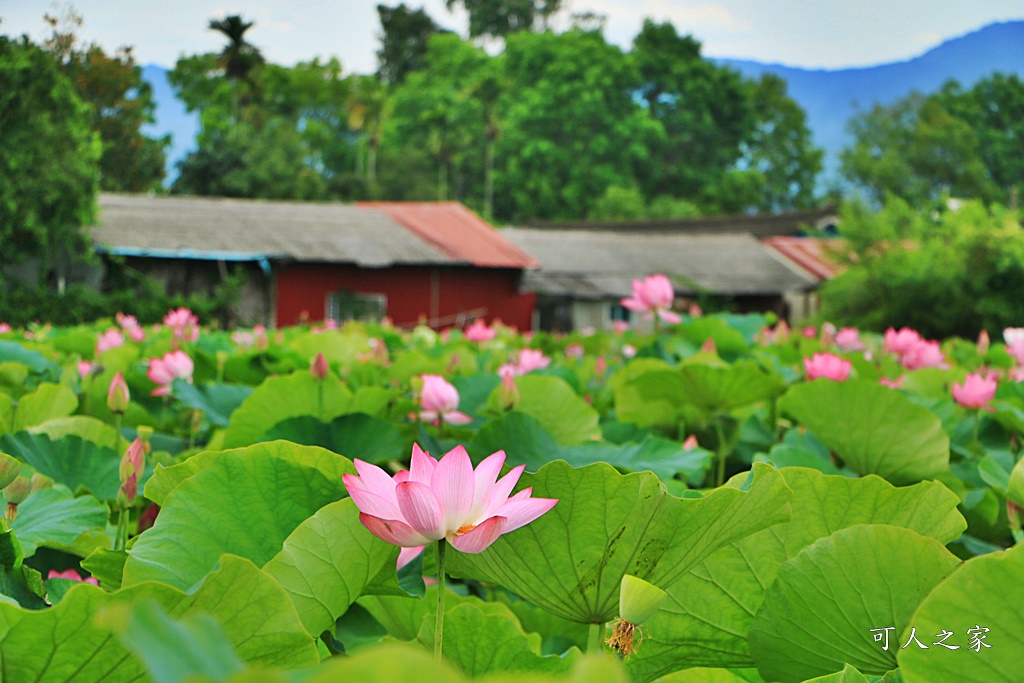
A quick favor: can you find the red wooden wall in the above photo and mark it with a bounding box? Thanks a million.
[275,263,536,331]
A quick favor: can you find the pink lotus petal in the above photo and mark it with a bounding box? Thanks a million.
[393,470,410,483]
[410,444,437,484]
[657,309,682,325]
[353,459,399,500]
[470,450,506,519]
[432,446,475,533]
[396,481,445,540]
[397,545,424,570]
[482,464,525,519]
[444,411,473,425]
[450,516,507,554]
[344,475,402,520]
[494,496,559,533]
[359,513,433,547]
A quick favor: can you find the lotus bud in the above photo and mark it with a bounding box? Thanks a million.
[119,438,146,504]
[606,574,667,657]
[496,372,520,412]
[977,330,990,355]
[31,473,53,492]
[136,425,154,454]
[311,352,328,381]
[4,476,32,521]
[0,452,20,490]
[107,371,130,415]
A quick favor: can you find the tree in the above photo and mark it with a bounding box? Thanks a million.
[0,37,100,278]
[376,3,447,85]
[348,75,390,184]
[840,93,998,206]
[444,0,561,39]
[629,20,754,204]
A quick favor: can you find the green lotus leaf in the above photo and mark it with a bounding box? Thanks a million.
[170,380,254,428]
[684,317,752,356]
[289,329,371,366]
[13,382,77,431]
[779,380,950,484]
[612,358,688,430]
[123,442,352,589]
[220,372,354,448]
[0,529,47,608]
[512,375,601,445]
[263,497,399,636]
[0,554,317,681]
[626,469,965,682]
[11,487,109,556]
[261,413,406,464]
[748,525,960,682]
[416,601,577,677]
[28,416,128,453]
[899,543,1024,683]
[470,411,562,470]
[679,361,786,415]
[1,432,126,500]
[1008,456,1024,508]
[447,461,792,625]
[81,547,128,591]
[144,440,355,506]
[657,669,766,683]
[560,436,713,483]
[307,642,468,683]
[0,340,54,374]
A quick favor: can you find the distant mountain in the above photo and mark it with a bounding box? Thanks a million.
[141,20,1024,187]
[717,21,1024,181]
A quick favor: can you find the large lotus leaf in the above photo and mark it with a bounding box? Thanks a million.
[261,413,406,464]
[308,642,468,683]
[470,411,562,471]
[171,380,254,428]
[123,442,352,589]
[220,372,354,448]
[453,374,501,416]
[1008,456,1024,508]
[560,435,713,483]
[144,440,355,506]
[0,340,55,374]
[263,497,399,636]
[416,601,577,677]
[612,359,688,430]
[359,586,484,642]
[349,385,398,417]
[101,601,246,683]
[0,393,13,435]
[13,382,77,431]
[0,529,47,608]
[0,362,28,394]
[28,415,128,453]
[0,555,317,681]
[446,461,792,624]
[898,543,1023,682]
[0,431,125,500]
[748,525,960,683]
[778,380,950,485]
[512,375,601,445]
[679,361,786,415]
[801,665,873,683]
[658,670,766,683]
[626,469,965,682]
[289,329,371,366]
[684,317,752,356]
[11,487,109,556]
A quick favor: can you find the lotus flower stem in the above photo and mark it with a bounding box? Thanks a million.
[588,622,603,653]
[714,419,728,487]
[113,414,122,454]
[114,506,128,551]
[435,539,447,662]
[971,410,982,456]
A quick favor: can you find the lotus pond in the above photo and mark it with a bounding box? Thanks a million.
[0,309,1021,683]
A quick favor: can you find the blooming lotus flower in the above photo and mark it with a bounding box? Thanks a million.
[343,444,557,554]
[163,307,199,342]
[498,349,551,378]
[834,327,865,352]
[464,319,496,343]
[900,340,946,370]
[0,323,10,334]
[804,352,852,382]
[952,372,997,411]
[47,569,99,586]
[419,375,471,425]
[96,328,124,355]
[620,274,681,325]
[147,350,194,396]
[1003,327,1024,366]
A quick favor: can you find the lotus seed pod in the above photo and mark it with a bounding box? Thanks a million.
[3,475,31,505]
[31,473,54,492]
[618,574,667,626]
[0,452,20,490]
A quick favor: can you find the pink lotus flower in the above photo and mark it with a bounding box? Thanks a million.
[612,320,630,335]
[419,375,471,425]
[977,330,990,355]
[498,349,551,378]
[164,307,199,342]
[107,371,130,414]
[879,376,905,390]
[96,328,125,355]
[147,350,194,396]
[119,438,146,503]
[952,372,997,411]
[565,343,585,359]
[1003,327,1024,366]
[310,352,329,381]
[343,444,558,554]
[78,361,93,379]
[232,330,255,347]
[48,569,98,586]
[834,327,865,352]
[0,323,10,334]
[804,352,852,382]
[900,340,946,370]
[883,327,923,356]
[682,434,699,450]
[620,274,681,325]
[464,319,496,343]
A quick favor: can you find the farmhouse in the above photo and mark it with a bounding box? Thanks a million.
[503,207,838,331]
[89,194,538,330]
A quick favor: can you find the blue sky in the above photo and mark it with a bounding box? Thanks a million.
[2,0,1023,72]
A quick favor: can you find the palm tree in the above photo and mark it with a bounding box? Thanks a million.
[208,15,264,115]
[471,70,503,219]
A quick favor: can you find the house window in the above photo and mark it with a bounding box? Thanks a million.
[326,290,387,323]
[609,303,631,322]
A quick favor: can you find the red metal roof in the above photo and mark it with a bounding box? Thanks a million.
[358,202,539,269]
[763,236,845,281]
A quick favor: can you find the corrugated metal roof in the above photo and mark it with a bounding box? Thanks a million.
[359,202,538,269]
[502,227,817,298]
[763,237,845,281]
[89,194,532,268]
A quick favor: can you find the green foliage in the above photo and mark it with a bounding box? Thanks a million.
[820,198,1024,338]
[445,0,562,39]
[376,3,448,85]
